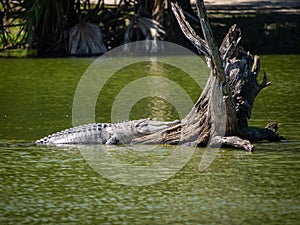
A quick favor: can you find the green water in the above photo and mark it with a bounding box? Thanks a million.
[0,55,299,224]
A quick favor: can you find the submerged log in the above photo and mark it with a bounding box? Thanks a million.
[36,0,283,151]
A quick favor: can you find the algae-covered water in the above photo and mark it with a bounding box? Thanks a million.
[0,55,299,224]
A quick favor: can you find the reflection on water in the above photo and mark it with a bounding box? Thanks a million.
[0,56,299,224]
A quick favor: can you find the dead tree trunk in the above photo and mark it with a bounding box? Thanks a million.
[131,0,283,151]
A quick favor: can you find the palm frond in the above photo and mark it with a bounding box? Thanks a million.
[68,21,107,55]
[124,16,165,52]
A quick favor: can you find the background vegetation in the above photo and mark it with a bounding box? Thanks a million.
[1,0,299,57]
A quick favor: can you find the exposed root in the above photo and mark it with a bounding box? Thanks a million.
[210,136,253,151]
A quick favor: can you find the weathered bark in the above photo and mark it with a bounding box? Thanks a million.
[131,0,283,151]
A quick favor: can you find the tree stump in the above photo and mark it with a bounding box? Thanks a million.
[130,0,283,151]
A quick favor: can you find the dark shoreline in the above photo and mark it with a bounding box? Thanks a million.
[204,2,300,54]
[1,2,299,57]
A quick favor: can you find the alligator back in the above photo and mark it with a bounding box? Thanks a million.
[35,123,113,145]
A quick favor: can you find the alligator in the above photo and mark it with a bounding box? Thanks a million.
[35,118,180,145]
